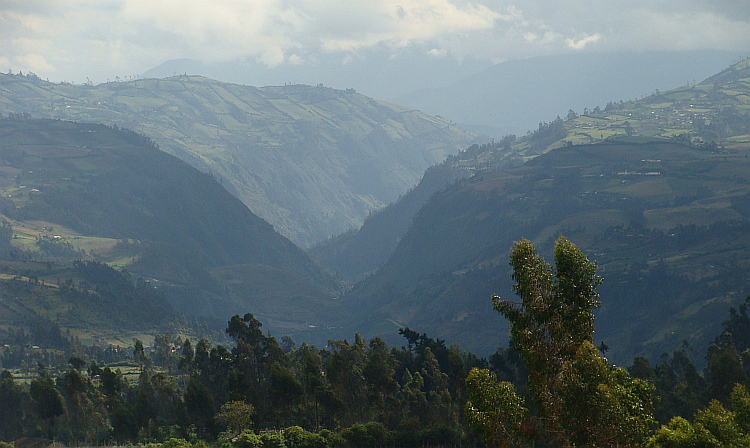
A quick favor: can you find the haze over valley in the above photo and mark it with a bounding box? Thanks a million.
[1,1,750,446]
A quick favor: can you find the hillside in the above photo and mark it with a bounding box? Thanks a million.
[335,59,750,363]
[0,260,178,348]
[343,138,750,365]
[309,138,522,284]
[0,117,344,343]
[313,59,750,285]
[0,74,476,246]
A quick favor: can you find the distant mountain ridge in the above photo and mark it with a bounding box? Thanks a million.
[313,58,750,286]
[141,45,493,101]
[0,74,476,247]
[396,50,741,136]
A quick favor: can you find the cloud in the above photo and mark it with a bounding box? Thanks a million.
[604,7,750,52]
[0,0,748,84]
[17,53,54,72]
[566,33,601,50]
[687,0,750,21]
[259,46,286,67]
[313,0,502,52]
[0,56,12,72]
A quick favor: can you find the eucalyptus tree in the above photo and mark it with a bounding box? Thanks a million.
[468,237,654,447]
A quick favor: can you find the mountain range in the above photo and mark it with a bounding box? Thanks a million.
[0,74,475,247]
[0,54,749,367]
[142,50,741,138]
[322,58,750,365]
[396,50,741,136]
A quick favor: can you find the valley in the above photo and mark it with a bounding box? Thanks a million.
[0,74,476,247]
[0,54,749,448]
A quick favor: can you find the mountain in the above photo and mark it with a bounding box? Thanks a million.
[0,74,476,247]
[314,58,750,286]
[0,117,344,343]
[344,139,750,365]
[336,59,750,365]
[309,137,522,284]
[396,50,741,137]
[141,44,493,101]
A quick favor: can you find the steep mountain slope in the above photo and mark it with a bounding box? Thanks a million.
[335,59,750,363]
[314,59,750,284]
[0,117,343,341]
[0,75,475,246]
[309,138,523,284]
[343,139,750,366]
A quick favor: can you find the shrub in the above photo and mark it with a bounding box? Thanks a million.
[234,430,263,448]
[260,431,286,448]
[284,426,327,448]
[342,422,391,448]
[162,438,191,448]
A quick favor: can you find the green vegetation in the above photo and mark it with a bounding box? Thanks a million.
[312,59,750,285]
[0,117,343,348]
[0,73,476,246]
[3,239,750,447]
[470,237,654,447]
[0,312,489,446]
[342,137,750,362]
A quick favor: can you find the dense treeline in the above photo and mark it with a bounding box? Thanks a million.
[5,245,750,446]
[3,294,750,447]
[0,313,494,446]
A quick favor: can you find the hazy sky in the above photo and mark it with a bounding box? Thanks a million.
[1,0,749,84]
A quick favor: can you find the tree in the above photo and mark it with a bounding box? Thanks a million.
[215,400,255,436]
[705,333,748,405]
[326,335,368,426]
[465,368,527,447]
[399,327,420,353]
[295,343,327,430]
[493,237,601,416]
[60,368,87,430]
[184,377,215,438]
[29,376,66,437]
[363,337,398,421]
[100,366,122,398]
[553,341,655,446]
[624,121,634,137]
[178,339,194,374]
[133,338,147,370]
[0,370,28,440]
[491,236,654,447]
[69,356,87,371]
[648,384,750,448]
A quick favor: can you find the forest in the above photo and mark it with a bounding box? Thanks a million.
[3,238,750,447]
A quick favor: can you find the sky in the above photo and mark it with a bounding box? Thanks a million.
[1,0,749,85]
